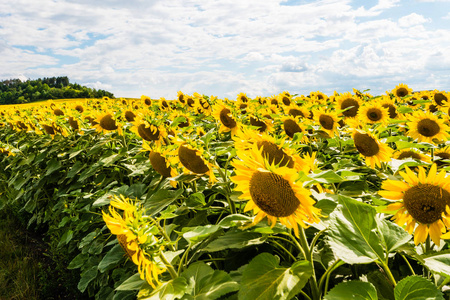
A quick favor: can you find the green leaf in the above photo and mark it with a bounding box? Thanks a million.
[144,188,184,216]
[309,170,344,183]
[239,253,312,300]
[98,244,125,273]
[377,218,412,253]
[68,253,89,270]
[203,231,265,252]
[218,214,253,228]
[140,277,188,300]
[423,251,450,277]
[66,161,85,178]
[186,192,206,208]
[58,229,74,247]
[394,276,444,300]
[183,225,221,245]
[78,265,98,293]
[367,271,395,300]
[116,273,144,291]
[328,195,385,264]
[45,158,61,176]
[324,281,378,300]
[181,262,239,300]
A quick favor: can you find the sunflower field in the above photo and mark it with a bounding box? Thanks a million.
[2,85,450,299]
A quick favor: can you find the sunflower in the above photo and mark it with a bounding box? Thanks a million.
[313,108,340,137]
[177,91,187,106]
[93,111,122,135]
[394,148,431,163]
[248,115,273,133]
[131,115,166,145]
[433,91,449,107]
[358,102,390,125]
[434,147,450,166]
[231,145,322,237]
[277,92,292,106]
[392,83,413,100]
[380,164,450,246]
[352,129,393,168]
[280,115,309,143]
[212,101,240,135]
[286,104,311,120]
[336,92,361,118]
[173,141,216,183]
[407,111,450,144]
[379,96,399,119]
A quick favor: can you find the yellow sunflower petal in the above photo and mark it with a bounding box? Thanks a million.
[378,190,404,200]
[414,223,429,245]
[429,222,442,246]
[381,180,410,192]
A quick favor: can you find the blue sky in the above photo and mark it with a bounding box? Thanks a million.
[1,0,449,99]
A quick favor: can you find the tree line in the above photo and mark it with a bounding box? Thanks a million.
[0,76,115,105]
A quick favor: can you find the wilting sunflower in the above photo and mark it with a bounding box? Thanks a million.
[407,111,450,144]
[231,145,322,237]
[380,164,450,246]
[352,129,393,168]
[313,107,340,137]
[212,101,240,135]
[392,83,413,100]
[336,92,361,118]
[358,102,390,125]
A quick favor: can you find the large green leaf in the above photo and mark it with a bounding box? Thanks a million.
[394,276,444,300]
[376,218,412,253]
[78,265,98,293]
[239,253,312,300]
[324,281,378,300]
[423,251,450,277]
[98,244,125,273]
[328,195,385,264]
[180,262,239,300]
[203,230,266,252]
[144,188,184,216]
[140,277,188,300]
[182,225,221,245]
[116,273,145,291]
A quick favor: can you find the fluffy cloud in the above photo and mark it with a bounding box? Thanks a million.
[1,0,449,98]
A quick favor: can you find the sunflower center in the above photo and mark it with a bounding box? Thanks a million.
[283,119,302,138]
[137,124,160,141]
[353,132,379,157]
[100,114,118,130]
[257,141,294,168]
[319,114,334,130]
[403,184,450,224]
[68,117,79,130]
[282,96,291,106]
[249,171,300,217]
[397,151,422,160]
[434,93,447,106]
[367,108,382,121]
[178,145,209,174]
[149,151,172,178]
[417,119,440,137]
[428,104,438,113]
[53,109,64,116]
[436,152,450,159]
[75,105,84,113]
[341,99,359,117]
[219,108,237,128]
[289,108,304,118]
[382,104,397,118]
[124,111,136,122]
[250,117,267,132]
[144,99,152,106]
[396,88,408,98]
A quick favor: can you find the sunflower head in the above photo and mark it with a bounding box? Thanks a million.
[352,130,393,168]
[380,164,450,246]
[392,83,413,99]
[337,92,360,118]
[408,111,450,144]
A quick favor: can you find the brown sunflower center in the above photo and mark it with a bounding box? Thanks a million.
[283,119,302,138]
[117,234,136,260]
[149,151,172,178]
[144,98,152,106]
[436,152,450,160]
[417,119,440,137]
[382,104,397,118]
[428,104,438,113]
[367,108,382,121]
[124,111,136,122]
[178,145,209,174]
[282,96,291,106]
[353,132,379,157]
[219,108,237,128]
[68,117,79,130]
[397,151,422,160]
[319,114,334,130]
[256,141,294,168]
[249,171,300,217]
[53,109,64,116]
[137,124,160,141]
[403,183,450,224]
[288,108,304,118]
[42,124,55,135]
[396,88,409,98]
[434,93,447,106]
[99,114,118,130]
[75,105,84,113]
[250,117,267,133]
[341,99,359,117]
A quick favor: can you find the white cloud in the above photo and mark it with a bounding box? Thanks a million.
[0,0,449,98]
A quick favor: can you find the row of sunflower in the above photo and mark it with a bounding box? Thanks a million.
[1,84,450,299]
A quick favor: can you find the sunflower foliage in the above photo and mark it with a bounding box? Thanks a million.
[1,87,450,300]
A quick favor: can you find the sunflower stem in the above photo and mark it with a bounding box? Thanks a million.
[380,261,397,286]
[319,260,344,295]
[159,252,178,280]
[298,227,321,300]
[401,254,416,275]
[271,240,297,262]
